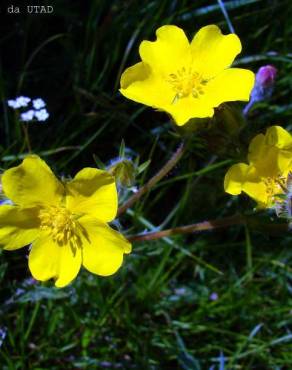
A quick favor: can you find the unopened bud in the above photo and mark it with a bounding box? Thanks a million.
[243,64,277,116]
[256,65,277,88]
[107,158,136,187]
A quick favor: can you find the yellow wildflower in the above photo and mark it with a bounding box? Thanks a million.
[0,156,131,287]
[224,126,292,208]
[120,25,254,126]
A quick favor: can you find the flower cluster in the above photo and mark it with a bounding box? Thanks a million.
[8,96,49,122]
[0,24,287,288]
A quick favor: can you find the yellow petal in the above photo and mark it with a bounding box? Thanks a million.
[2,155,64,207]
[205,68,255,107]
[65,168,117,222]
[163,95,214,126]
[248,128,292,176]
[248,133,265,165]
[249,127,292,164]
[28,233,81,287]
[277,150,292,174]
[224,163,250,195]
[80,217,131,276]
[225,164,269,207]
[120,62,149,90]
[264,126,292,149]
[0,205,39,250]
[242,179,268,208]
[191,25,242,78]
[139,25,191,74]
[120,62,174,109]
[248,133,277,175]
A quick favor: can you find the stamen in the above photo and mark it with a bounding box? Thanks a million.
[264,174,287,204]
[167,67,208,104]
[39,206,81,246]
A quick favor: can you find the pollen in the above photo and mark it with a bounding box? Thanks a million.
[39,206,79,245]
[167,67,208,104]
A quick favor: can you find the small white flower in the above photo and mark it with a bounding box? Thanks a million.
[35,108,49,122]
[20,110,35,122]
[7,96,31,109]
[32,98,46,110]
[15,96,31,108]
[7,99,18,108]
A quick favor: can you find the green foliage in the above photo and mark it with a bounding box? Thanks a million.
[1,0,292,368]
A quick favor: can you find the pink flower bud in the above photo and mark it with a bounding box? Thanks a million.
[256,65,277,87]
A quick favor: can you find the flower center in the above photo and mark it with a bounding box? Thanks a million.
[167,67,208,104]
[39,206,79,245]
[263,174,286,204]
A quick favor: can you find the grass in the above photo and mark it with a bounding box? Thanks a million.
[1,0,292,368]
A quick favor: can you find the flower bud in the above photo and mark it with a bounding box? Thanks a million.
[256,65,277,88]
[107,158,136,187]
[243,64,277,116]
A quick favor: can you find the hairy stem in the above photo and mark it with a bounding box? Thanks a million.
[127,214,289,243]
[127,214,245,242]
[117,141,186,216]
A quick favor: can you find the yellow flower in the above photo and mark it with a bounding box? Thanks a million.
[0,156,131,287]
[224,126,292,208]
[120,25,254,126]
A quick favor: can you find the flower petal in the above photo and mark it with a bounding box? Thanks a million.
[264,126,292,149]
[0,205,40,250]
[248,133,265,165]
[224,163,268,207]
[139,25,191,74]
[28,233,81,287]
[80,217,131,276]
[277,150,292,174]
[191,25,242,78]
[2,155,64,207]
[242,179,268,207]
[120,62,174,109]
[248,128,292,176]
[205,68,255,107]
[163,95,214,125]
[65,168,117,222]
[224,163,250,195]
